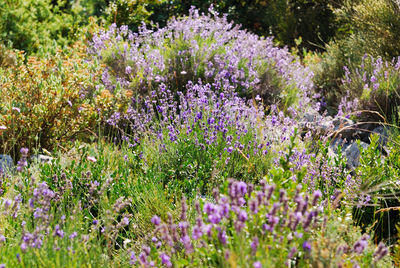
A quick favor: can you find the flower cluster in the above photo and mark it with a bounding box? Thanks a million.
[131,179,387,267]
[340,54,400,123]
[90,7,316,127]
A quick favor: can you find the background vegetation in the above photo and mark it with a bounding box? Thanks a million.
[1,0,400,267]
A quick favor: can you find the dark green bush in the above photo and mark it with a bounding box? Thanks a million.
[104,0,165,31]
[0,0,93,55]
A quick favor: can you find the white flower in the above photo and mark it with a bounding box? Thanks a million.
[87,156,97,163]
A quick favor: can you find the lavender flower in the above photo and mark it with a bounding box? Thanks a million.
[160,253,172,267]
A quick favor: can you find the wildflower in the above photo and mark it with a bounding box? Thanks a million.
[303,241,312,252]
[160,253,172,267]
[353,235,369,254]
[312,190,322,206]
[373,242,388,261]
[121,217,130,226]
[251,237,259,254]
[253,261,262,268]
[69,232,77,240]
[125,66,132,75]
[87,156,97,163]
[151,216,161,226]
[129,251,137,265]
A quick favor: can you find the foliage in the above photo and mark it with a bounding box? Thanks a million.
[312,0,400,114]
[0,43,100,157]
[334,0,400,59]
[147,0,341,51]
[0,0,94,55]
[105,0,166,31]
[339,55,400,124]
[352,135,400,243]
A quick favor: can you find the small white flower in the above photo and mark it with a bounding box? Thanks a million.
[123,239,132,248]
[87,156,97,163]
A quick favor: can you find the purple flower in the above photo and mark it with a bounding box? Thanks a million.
[251,237,259,254]
[129,251,137,265]
[20,242,27,251]
[69,232,77,240]
[217,228,227,246]
[373,242,388,261]
[312,190,322,206]
[121,217,129,226]
[151,216,161,226]
[303,241,311,252]
[353,235,369,254]
[253,261,262,268]
[237,181,247,196]
[287,246,297,259]
[54,225,64,238]
[160,253,172,267]
[237,210,248,222]
[125,66,132,75]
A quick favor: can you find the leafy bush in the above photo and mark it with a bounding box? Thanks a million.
[311,36,366,112]
[0,43,100,157]
[353,135,400,243]
[334,0,400,59]
[0,0,96,55]
[105,0,166,31]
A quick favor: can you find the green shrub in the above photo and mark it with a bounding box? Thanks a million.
[0,0,93,55]
[105,0,166,31]
[334,0,400,59]
[352,134,400,244]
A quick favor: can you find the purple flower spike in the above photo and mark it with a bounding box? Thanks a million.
[237,210,248,222]
[353,234,369,254]
[373,242,389,261]
[160,253,172,267]
[251,237,259,254]
[303,241,312,252]
[312,190,322,206]
[151,216,161,226]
